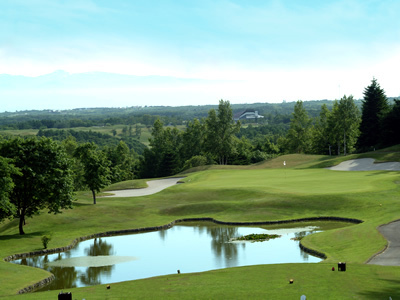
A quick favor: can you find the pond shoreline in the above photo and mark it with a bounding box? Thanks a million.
[4,216,362,294]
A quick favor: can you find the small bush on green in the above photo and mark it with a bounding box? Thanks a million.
[182,155,208,170]
[41,235,51,249]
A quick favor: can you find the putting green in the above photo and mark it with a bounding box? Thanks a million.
[186,169,399,195]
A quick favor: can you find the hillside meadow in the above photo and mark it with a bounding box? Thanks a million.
[0,150,400,299]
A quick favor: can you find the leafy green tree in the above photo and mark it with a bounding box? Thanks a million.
[182,155,208,170]
[135,124,142,139]
[74,143,111,204]
[204,100,241,165]
[326,101,342,155]
[0,137,75,235]
[128,125,133,137]
[181,118,205,161]
[381,99,400,147]
[121,126,128,137]
[105,141,137,183]
[61,135,85,191]
[336,95,360,155]
[140,119,183,178]
[230,136,251,165]
[358,78,389,150]
[286,100,312,153]
[312,104,332,155]
[0,157,18,222]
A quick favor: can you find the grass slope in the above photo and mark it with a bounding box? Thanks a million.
[0,149,399,298]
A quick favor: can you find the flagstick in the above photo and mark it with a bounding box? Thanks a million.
[283,161,286,179]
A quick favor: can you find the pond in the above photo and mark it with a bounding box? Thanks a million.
[12,221,351,291]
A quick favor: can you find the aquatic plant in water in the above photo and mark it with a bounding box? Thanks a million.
[233,233,281,242]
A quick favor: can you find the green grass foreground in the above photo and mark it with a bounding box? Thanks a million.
[1,151,400,299]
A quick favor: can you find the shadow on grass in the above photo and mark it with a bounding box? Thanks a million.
[302,155,357,169]
[358,278,400,299]
[0,231,46,241]
[72,202,93,207]
[365,170,400,176]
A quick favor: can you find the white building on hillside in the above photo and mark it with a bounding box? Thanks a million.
[233,109,264,122]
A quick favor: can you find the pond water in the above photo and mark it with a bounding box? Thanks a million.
[12,221,350,291]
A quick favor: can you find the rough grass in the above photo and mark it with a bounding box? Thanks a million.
[102,179,149,191]
[1,151,400,298]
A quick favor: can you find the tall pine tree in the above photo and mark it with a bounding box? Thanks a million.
[358,78,389,150]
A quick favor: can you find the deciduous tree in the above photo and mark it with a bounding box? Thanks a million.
[74,143,111,204]
[0,137,75,235]
[0,157,18,222]
[336,95,360,155]
[139,119,183,178]
[286,101,312,153]
[381,99,400,147]
[204,100,240,164]
[312,104,331,155]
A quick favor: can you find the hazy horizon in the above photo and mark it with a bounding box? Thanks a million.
[1,1,399,112]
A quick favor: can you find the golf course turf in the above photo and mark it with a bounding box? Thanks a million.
[1,151,400,299]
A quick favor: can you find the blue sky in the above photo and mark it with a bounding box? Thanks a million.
[1,0,400,110]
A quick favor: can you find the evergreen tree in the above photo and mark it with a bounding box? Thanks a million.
[358,78,389,150]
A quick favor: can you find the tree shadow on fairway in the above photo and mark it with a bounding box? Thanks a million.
[0,230,46,242]
[365,170,399,176]
[357,279,400,299]
[73,201,94,207]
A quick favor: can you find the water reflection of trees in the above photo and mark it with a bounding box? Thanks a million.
[159,228,167,240]
[16,238,117,291]
[18,255,79,291]
[293,230,318,262]
[85,238,115,256]
[80,238,115,285]
[205,226,244,267]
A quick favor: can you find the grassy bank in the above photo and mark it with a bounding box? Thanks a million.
[0,151,400,298]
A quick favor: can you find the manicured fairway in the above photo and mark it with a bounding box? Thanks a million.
[2,264,400,299]
[185,168,399,195]
[1,153,400,299]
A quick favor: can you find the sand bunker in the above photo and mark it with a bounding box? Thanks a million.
[327,158,400,171]
[102,177,184,198]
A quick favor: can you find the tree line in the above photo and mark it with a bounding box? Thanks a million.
[281,78,399,155]
[1,78,399,235]
[0,135,141,234]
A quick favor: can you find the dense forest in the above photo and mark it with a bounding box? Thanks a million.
[0,79,399,191]
[0,99,355,129]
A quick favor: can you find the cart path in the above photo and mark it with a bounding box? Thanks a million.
[102,177,184,198]
[368,220,400,266]
[327,158,400,265]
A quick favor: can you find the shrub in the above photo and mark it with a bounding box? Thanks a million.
[182,155,208,170]
[41,235,52,249]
